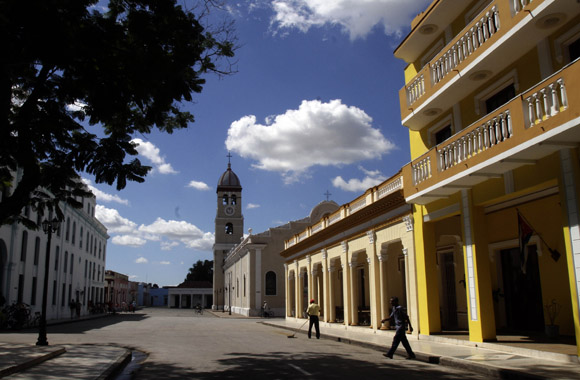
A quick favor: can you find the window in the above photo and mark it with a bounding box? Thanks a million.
[66,218,70,241]
[54,247,59,271]
[222,194,228,205]
[70,254,74,274]
[64,251,68,273]
[31,277,37,305]
[20,231,28,261]
[225,223,233,235]
[52,280,57,305]
[231,195,237,205]
[265,271,277,295]
[17,275,24,303]
[34,237,40,265]
[485,84,515,114]
[61,283,66,306]
[72,222,76,244]
[243,275,246,297]
[569,38,580,62]
[80,227,83,248]
[435,125,452,145]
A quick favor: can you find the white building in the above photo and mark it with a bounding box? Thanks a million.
[0,190,108,320]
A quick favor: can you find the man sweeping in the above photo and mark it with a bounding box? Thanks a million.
[381,296,416,359]
[306,299,320,339]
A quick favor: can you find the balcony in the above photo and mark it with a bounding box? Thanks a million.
[284,175,404,249]
[398,0,579,130]
[402,58,580,204]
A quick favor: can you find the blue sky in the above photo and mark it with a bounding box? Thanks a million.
[86,0,431,286]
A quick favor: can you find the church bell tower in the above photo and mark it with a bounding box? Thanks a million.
[212,155,243,310]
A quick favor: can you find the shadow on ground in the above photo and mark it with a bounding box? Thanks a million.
[132,351,488,380]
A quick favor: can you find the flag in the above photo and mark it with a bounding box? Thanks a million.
[518,212,534,274]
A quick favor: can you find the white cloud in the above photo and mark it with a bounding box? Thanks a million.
[96,205,214,251]
[269,0,432,40]
[136,257,149,264]
[82,179,129,205]
[332,165,387,192]
[247,203,261,209]
[160,261,171,265]
[132,138,178,174]
[187,180,211,191]
[129,275,138,280]
[226,99,394,183]
[112,235,147,247]
[96,205,137,234]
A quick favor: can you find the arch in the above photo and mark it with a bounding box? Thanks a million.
[222,194,228,205]
[225,223,233,235]
[231,194,237,205]
[265,271,276,295]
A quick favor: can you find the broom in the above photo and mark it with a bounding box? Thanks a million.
[287,319,309,338]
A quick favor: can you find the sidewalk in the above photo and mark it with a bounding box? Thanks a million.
[256,317,580,380]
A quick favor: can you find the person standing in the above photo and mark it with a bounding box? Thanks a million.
[306,299,320,339]
[381,296,416,359]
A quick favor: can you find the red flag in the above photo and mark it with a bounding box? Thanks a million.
[518,212,534,274]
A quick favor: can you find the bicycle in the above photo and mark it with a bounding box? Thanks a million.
[194,306,203,315]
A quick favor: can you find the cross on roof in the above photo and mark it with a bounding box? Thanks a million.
[324,190,332,201]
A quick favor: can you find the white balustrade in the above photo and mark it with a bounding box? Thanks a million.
[311,222,323,234]
[513,0,532,14]
[412,156,431,186]
[349,198,367,214]
[378,176,403,198]
[525,78,567,127]
[327,213,342,226]
[405,74,425,106]
[438,111,512,172]
[431,6,499,86]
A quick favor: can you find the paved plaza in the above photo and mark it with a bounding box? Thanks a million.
[0,308,578,379]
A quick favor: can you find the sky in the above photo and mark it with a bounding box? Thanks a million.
[85,0,432,286]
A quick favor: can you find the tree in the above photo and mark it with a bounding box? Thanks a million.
[0,0,235,227]
[184,259,213,284]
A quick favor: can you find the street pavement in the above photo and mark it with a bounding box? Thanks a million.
[0,308,578,379]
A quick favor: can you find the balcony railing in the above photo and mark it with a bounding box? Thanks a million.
[400,0,548,123]
[284,174,404,249]
[404,58,576,195]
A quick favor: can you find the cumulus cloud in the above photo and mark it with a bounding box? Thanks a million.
[268,0,431,40]
[332,166,387,192]
[226,99,394,183]
[187,180,211,191]
[112,235,146,247]
[96,205,214,251]
[132,138,178,174]
[247,203,261,209]
[82,179,129,205]
[136,257,149,264]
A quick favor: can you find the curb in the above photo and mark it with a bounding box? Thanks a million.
[96,348,132,380]
[262,321,543,379]
[0,347,66,378]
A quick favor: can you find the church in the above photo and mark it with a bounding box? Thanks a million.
[212,160,338,316]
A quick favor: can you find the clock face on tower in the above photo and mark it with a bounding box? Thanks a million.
[224,205,235,216]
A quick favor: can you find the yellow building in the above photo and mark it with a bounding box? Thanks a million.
[281,173,420,336]
[395,0,580,355]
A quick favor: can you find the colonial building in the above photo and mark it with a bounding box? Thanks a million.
[0,185,108,320]
[280,173,418,334]
[168,280,212,309]
[223,201,338,317]
[396,0,580,355]
[104,269,129,307]
[212,158,339,316]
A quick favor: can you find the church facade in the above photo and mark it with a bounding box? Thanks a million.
[212,161,339,316]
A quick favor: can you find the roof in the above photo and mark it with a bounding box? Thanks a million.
[217,163,242,191]
[176,281,213,288]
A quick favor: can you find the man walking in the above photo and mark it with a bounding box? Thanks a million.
[306,299,320,339]
[381,296,415,359]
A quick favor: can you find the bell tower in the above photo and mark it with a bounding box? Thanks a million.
[212,154,243,310]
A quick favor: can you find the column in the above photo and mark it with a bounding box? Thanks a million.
[378,253,389,328]
[294,260,300,320]
[284,263,290,317]
[349,252,359,326]
[328,263,336,322]
[341,241,350,326]
[322,250,329,322]
[367,231,379,330]
[306,255,312,302]
[461,189,496,342]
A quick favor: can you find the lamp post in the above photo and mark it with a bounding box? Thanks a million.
[37,217,61,346]
[228,273,232,315]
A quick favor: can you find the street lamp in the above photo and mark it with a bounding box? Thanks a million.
[228,274,232,315]
[37,217,61,346]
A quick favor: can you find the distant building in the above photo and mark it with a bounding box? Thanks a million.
[0,184,108,321]
[104,270,128,307]
[168,281,212,308]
